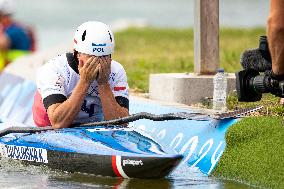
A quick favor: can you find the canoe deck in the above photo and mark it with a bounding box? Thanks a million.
[0,126,183,178]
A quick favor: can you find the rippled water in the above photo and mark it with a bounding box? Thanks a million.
[0,157,255,189]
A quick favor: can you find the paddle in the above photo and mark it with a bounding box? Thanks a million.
[0,106,263,137]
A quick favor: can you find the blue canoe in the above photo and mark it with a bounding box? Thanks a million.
[0,72,183,178]
[0,124,182,178]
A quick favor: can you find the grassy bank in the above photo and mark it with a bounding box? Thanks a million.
[214,92,284,188]
[212,117,284,189]
[113,27,284,188]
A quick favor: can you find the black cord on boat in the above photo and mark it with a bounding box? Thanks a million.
[0,126,53,137]
[76,112,212,127]
[77,106,263,127]
[0,106,263,137]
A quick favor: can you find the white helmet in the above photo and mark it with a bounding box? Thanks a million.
[0,0,14,15]
[73,21,115,56]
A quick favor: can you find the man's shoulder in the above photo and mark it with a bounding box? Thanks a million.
[38,53,69,73]
[6,23,25,32]
[111,60,125,71]
[44,53,68,66]
[5,23,29,40]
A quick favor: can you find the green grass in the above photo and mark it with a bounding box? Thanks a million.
[114,27,194,92]
[227,91,284,116]
[216,92,284,188]
[212,117,284,189]
[113,27,284,188]
[113,27,265,92]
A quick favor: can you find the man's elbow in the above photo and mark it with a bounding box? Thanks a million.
[50,120,70,129]
[47,104,71,129]
[51,123,63,129]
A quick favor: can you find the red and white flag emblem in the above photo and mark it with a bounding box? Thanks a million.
[114,86,126,91]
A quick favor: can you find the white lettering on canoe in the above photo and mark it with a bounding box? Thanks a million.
[123,159,143,166]
[0,144,48,163]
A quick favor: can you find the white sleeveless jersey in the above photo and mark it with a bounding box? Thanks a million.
[36,53,129,123]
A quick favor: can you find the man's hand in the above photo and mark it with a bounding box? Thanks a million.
[78,56,100,84]
[97,56,111,85]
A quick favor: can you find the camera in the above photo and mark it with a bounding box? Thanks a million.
[236,36,284,102]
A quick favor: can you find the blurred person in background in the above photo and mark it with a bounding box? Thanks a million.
[0,0,35,71]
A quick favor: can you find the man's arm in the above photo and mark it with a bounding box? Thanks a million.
[47,79,90,129]
[47,56,99,129]
[98,83,129,120]
[267,0,284,76]
[97,56,129,120]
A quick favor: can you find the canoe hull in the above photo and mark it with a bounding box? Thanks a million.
[0,126,183,178]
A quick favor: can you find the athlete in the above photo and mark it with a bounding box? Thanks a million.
[0,0,35,70]
[32,21,129,128]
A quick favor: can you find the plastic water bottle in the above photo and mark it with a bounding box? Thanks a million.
[213,68,227,112]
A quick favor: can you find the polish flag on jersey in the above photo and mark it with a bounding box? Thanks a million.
[114,86,126,91]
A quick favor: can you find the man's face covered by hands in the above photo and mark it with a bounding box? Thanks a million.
[77,53,111,85]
